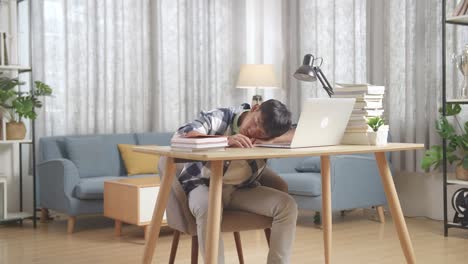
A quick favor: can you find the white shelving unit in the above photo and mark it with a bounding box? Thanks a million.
[446,99,468,104]
[447,179,468,186]
[0,65,30,71]
[442,2,468,235]
[0,0,36,226]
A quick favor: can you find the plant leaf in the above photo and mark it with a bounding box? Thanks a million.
[421,146,443,172]
[439,103,462,116]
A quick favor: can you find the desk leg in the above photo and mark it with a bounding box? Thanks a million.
[320,155,332,264]
[142,157,176,264]
[205,160,224,264]
[375,152,416,264]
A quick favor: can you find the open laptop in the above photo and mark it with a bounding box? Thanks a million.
[255,98,355,148]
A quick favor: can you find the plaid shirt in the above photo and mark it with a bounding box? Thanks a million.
[177,107,267,194]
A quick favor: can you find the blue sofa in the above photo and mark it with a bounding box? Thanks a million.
[38,131,388,233]
[268,154,388,223]
[38,132,174,233]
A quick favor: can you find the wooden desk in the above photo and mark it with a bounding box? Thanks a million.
[136,143,424,264]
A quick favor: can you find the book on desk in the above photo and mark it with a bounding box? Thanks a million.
[171,135,228,152]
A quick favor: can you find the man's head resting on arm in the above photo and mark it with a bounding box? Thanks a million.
[238,99,292,140]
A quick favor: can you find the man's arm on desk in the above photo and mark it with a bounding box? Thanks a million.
[253,128,295,144]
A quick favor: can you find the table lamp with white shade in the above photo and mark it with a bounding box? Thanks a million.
[236,64,279,106]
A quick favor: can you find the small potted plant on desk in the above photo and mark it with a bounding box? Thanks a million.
[0,75,52,140]
[367,116,389,145]
[421,104,468,180]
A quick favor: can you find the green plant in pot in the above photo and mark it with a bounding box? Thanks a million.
[421,103,468,180]
[366,116,388,145]
[0,75,52,140]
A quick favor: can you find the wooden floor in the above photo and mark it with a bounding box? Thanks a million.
[1,210,468,264]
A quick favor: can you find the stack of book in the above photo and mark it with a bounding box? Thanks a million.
[453,0,468,17]
[333,83,385,144]
[171,135,228,152]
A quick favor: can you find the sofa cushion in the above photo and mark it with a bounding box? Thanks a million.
[278,172,322,197]
[101,134,137,176]
[295,156,321,173]
[74,176,121,199]
[74,174,158,200]
[135,132,174,145]
[118,144,159,175]
[65,137,110,178]
[39,136,67,162]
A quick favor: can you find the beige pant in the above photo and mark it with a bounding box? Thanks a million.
[188,169,298,264]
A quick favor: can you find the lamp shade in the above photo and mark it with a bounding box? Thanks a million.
[293,54,317,82]
[236,64,279,89]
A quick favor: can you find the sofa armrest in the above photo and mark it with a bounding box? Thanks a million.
[38,158,80,212]
[329,155,388,210]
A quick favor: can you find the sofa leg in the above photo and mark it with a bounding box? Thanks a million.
[313,211,321,225]
[115,220,122,236]
[144,226,149,241]
[376,206,385,223]
[67,216,76,234]
[40,208,49,223]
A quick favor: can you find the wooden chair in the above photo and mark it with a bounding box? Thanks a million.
[160,158,288,264]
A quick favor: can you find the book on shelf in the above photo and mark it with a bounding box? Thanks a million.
[334,83,385,95]
[0,32,4,65]
[0,32,8,65]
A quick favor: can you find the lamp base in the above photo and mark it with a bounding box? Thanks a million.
[251,95,263,106]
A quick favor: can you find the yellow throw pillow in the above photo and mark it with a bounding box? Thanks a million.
[117,144,159,175]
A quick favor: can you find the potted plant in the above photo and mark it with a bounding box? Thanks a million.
[0,75,52,140]
[367,116,388,145]
[421,103,468,180]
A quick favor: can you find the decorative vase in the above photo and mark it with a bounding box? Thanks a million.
[455,165,468,181]
[368,125,389,146]
[6,121,26,140]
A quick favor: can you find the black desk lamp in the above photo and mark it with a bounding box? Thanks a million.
[294,54,334,97]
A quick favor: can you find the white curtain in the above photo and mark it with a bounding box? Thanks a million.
[282,0,367,120]
[374,0,468,171]
[32,0,153,135]
[31,0,368,137]
[32,0,243,136]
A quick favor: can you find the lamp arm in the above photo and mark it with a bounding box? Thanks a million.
[313,66,334,97]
